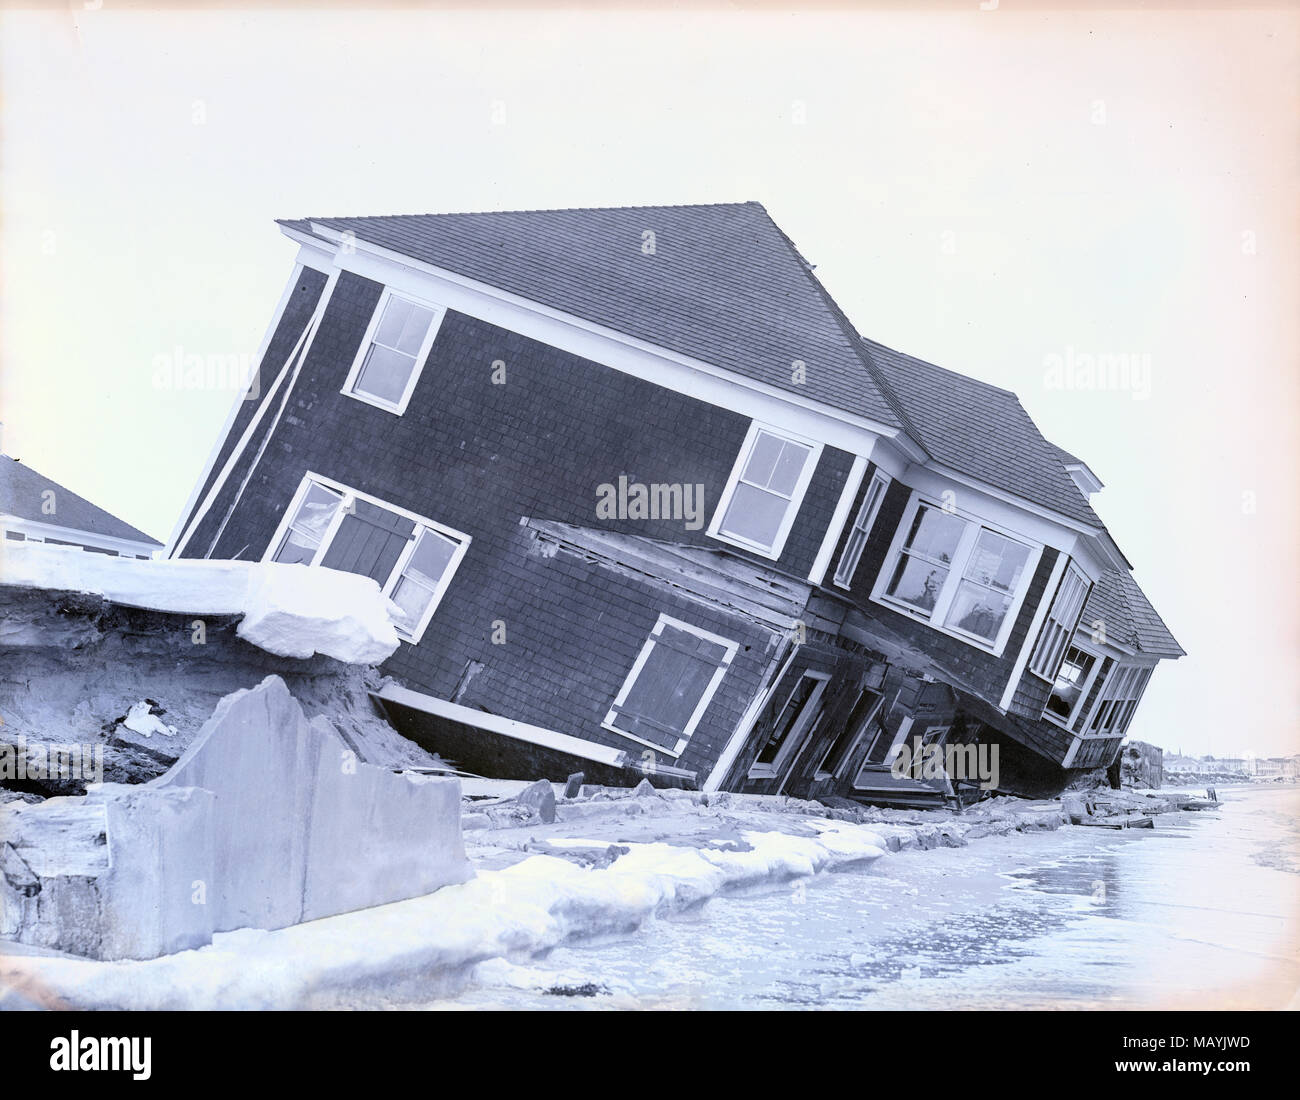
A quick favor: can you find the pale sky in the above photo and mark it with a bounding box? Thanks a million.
[1,4,1296,756]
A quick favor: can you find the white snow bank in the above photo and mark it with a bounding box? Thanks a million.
[3,821,887,1009]
[0,542,400,664]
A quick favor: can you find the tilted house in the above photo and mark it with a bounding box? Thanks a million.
[169,203,1182,803]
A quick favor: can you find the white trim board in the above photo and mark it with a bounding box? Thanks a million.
[164,261,306,558]
[375,682,628,768]
[809,454,868,585]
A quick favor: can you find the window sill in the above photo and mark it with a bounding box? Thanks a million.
[600,721,686,759]
[870,594,1008,658]
[340,386,409,417]
[705,526,782,561]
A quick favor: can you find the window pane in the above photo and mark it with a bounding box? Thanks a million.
[885,554,949,613]
[355,344,417,405]
[273,483,342,564]
[1047,648,1095,719]
[944,580,1013,641]
[405,530,457,588]
[965,530,1030,593]
[767,440,810,496]
[742,431,785,488]
[274,529,319,565]
[905,505,966,564]
[390,572,435,627]
[719,482,788,547]
[374,296,434,355]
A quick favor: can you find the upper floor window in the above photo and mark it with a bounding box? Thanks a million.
[342,288,444,414]
[1085,663,1153,738]
[267,472,469,644]
[602,615,738,758]
[872,493,1039,655]
[833,470,891,589]
[1028,561,1091,680]
[708,422,822,560]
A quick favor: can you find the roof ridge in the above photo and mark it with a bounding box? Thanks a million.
[858,335,1017,397]
[749,206,913,437]
[277,200,763,226]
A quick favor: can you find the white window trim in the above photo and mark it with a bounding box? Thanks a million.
[1078,660,1156,739]
[1041,637,1105,730]
[340,286,446,416]
[601,614,739,759]
[832,469,892,590]
[869,490,1043,658]
[263,471,470,645]
[1027,560,1091,682]
[707,420,823,561]
[747,669,831,779]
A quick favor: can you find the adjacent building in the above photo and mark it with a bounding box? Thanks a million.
[1,454,160,559]
[169,202,1183,803]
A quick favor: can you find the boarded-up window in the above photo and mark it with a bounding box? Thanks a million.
[604,617,738,756]
[319,499,415,584]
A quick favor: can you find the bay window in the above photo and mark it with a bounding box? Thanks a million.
[873,493,1039,654]
[1085,663,1153,737]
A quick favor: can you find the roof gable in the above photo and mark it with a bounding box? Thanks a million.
[282,202,903,431]
[860,338,1102,527]
[0,455,160,546]
[1082,568,1184,658]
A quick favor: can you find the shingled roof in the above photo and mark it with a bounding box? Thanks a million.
[1080,568,1184,658]
[860,337,1103,527]
[279,202,1107,529]
[0,455,160,546]
[280,203,903,431]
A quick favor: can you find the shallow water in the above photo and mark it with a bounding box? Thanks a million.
[432,784,1300,1010]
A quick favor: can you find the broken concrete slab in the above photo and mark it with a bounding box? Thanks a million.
[514,779,557,824]
[1,676,471,960]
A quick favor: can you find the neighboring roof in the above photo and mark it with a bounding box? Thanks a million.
[0,455,160,546]
[279,202,903,431]
[1080,569,1184,658]
[860,337,1103,528]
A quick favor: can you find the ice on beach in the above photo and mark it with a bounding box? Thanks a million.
[0,542,400,664]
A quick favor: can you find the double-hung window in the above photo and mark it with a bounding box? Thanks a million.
[1085,664,1153,737]
[342,288,444,414]
[1043,644,1100,727]
[708,422,822,559]
[603,615,739,758]
[267,473,469,643]
[872,494,1039,654]
[1028,562,1091,680]
[832,470,891,589]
